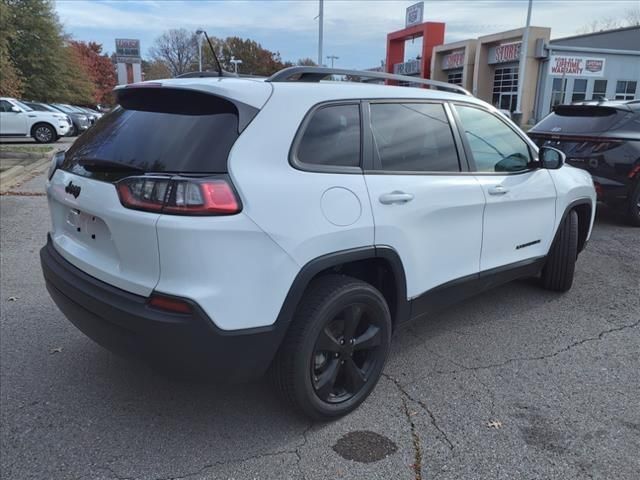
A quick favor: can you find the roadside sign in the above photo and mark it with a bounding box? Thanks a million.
[405,2,424,28]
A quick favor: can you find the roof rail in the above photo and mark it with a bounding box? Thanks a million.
[266,66,472,96]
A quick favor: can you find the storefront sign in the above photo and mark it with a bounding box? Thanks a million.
[405,2,424,27]
[442,50,465,70]
[394,58,422,76]
[115,39,140,58]
[549,55,605,77]
[488,42,521,64]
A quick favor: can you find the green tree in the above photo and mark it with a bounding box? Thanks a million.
[218,36,288,76]
[4,0,93,103]
[0,2,24,97]
[142,59,172,81]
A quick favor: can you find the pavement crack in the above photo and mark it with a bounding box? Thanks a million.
[432,319,640,374]
[384,373,455,451]
[401,396,423,480]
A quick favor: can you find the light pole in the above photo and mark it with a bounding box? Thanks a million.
[326,55,339,68]
[230,56,242,74]
[317,0,324,66]
[196,29,204,72]
[514,0,533,124]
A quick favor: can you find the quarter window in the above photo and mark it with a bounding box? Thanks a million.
[369,103,460,172]
[455,105,532,173]
[615,80,637,100]
[296,104,360,168]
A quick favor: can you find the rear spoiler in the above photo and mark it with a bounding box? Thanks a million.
[553,104,629,116]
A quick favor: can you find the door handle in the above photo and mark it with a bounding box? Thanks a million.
[488,185,509,196]
[379,191,414,205]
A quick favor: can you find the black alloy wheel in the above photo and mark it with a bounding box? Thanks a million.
[272,274,392,420]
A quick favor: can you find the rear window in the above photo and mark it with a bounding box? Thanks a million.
[532,106,624,134]
[62,88,243,177]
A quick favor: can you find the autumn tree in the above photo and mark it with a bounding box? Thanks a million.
[0,2,23,97]
[4,0,93,103]
[142,59,172,81]
[70,41,116,105]
[149,29,198,77]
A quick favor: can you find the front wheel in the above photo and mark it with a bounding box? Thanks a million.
[32,124,57,143]
[541,210,578,292]
[272,275,392,420]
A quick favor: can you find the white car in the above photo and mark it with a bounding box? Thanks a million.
[40,67,596,419]
[0,97,71,142]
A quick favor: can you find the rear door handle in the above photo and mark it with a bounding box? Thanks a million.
[379,191,414,205]
[488,185,509,196]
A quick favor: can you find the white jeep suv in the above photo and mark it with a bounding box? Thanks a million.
[40,67,596,419]
[0,97,71,142]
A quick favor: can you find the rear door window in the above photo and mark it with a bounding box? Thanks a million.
[369,102,460,172]
[62,89,244,177]
[295,104,361,169]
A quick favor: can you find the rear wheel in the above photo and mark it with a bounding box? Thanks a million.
[272,275,391,420]
[541,210,578,292]
[32,123,56,143]
[626,182,640,227]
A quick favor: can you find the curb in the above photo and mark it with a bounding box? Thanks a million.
[0,155,52,193]
[0,150,51,160]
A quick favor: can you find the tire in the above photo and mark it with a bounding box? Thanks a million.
[541,209,578,292]
[625,182,640,227]
[32,123,56,143]
[272,274,392,420]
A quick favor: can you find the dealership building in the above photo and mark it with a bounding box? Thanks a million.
[377,11,640,126]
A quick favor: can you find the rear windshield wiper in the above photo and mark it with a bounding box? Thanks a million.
[78,158,145,173]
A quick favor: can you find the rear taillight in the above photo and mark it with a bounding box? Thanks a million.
[628,165,640,179]
[116,176,240,215]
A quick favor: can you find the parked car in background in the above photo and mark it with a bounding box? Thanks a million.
[75,106,103,123]
[51,103,96,128]
[45,103,92,135]
[529,101,640,226]
[0,97,70,142]
[22,101,87,137]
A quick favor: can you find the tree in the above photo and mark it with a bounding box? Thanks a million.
[69,41,116,105]
[218,36,288,76]
[149,29,198,77]
[4,0,93,103]
[0,2,23,97]
[141,59,172,81]
[577,7,640,33]
[297,58,318,66]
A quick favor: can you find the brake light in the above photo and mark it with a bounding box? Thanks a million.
[148,293,192,314]
[628,165,640,179]
[116,176,240,215]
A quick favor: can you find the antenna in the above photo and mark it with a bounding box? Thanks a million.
[195,29,223,77]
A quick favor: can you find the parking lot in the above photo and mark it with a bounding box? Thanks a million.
[1,172,639,480]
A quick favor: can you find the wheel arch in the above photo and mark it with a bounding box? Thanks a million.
[553,198,593,254]
[274,246,409,333]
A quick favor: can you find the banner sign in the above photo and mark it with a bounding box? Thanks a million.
[405,2,424,27]
[488,42,521,64]
[115,39,140,58]
[442,50,465,70]
[549,55,605,77]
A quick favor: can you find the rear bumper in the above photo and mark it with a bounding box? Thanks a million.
[40,237,286,381]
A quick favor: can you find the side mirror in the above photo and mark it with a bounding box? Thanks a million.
[539,146,566,169]
[10,106,21,113]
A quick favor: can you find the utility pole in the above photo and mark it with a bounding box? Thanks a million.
[327,55,338,68]
[196,29,204,72]
[515,0,533,124]
[317,0,324,66]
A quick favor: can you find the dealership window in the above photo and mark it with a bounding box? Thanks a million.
[591,80,607,100]
[492,66,519,112]
[447,71,463,85]
[571,79,588,103]
[550,78,567,109]
[615,80,637,100]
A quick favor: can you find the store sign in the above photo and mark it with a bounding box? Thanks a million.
[405,2,424,27]
[442,50,465,70]
[488,42,522,64]
[394,59,422,75]
[115,39,140,58]
[549,55,605,77]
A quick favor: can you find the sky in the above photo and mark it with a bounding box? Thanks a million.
[55,0,639,69]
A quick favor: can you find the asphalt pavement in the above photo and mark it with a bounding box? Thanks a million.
[1,173,639,480]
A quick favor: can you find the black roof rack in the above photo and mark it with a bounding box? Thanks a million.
[266,66,472,96]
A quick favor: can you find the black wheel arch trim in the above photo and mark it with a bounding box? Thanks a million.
[553,198,593,254]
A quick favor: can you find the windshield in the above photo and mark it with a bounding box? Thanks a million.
[53,104,77,113]
[13,100,33,112]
